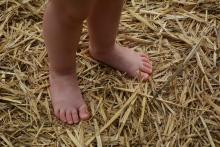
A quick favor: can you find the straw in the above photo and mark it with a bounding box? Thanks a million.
[0,0,220,146]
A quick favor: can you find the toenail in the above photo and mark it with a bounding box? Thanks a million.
[74,120,79,124]
[62,120,67,123]
[68,121,73,124]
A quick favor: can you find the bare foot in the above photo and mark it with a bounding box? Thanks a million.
[49,72,90,124]
[90,44,152,80]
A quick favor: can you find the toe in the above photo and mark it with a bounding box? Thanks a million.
[59,109,67,123]
[54,108,60,119]
[140,72,150,81]
[79,105,90,121]
[140,63,152,74]
[71,109,80,124]
[142,57,152,65]
[66,110,74,125]
[141,53,152,64]
[140,54,149,59]
[136,71,150,81]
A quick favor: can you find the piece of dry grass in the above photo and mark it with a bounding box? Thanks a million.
[0,0,220,146]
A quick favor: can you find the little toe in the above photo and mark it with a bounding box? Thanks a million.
[79,105,90,121]
[54,108,60,119]
[59,109,67,123]
[71,109,80,124]
[140,54,149,59]
[66,110,74,125]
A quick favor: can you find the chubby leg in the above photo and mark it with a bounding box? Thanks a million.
[88,0,152,80]
[43,0,93,124]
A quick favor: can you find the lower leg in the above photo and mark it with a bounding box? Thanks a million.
[43,1,90,124]
[88,0,152,80]
[88,0,123,51]
[44,3,80,74]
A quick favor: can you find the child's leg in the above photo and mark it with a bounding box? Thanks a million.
[88,0,152,80]
[43,0,92,124]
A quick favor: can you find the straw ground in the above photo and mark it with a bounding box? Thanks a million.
[0,0,220,146]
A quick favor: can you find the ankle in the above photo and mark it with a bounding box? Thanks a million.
[49,69,75,78]
[89,44,116,57]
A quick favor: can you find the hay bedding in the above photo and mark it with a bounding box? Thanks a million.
[0,0,220,146]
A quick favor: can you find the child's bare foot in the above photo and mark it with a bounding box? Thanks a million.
[49,72,90,124]
[90,44,152,81]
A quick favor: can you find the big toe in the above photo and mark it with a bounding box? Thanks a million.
[136,54,152,81]
[79,105,90,121]
[137,71,150,81]
[140,55,152,73]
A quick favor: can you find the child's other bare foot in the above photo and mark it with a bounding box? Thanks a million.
[90,44,152,81]
[49,72,90,124]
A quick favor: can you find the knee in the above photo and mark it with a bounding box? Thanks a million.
[51,0,92,24]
